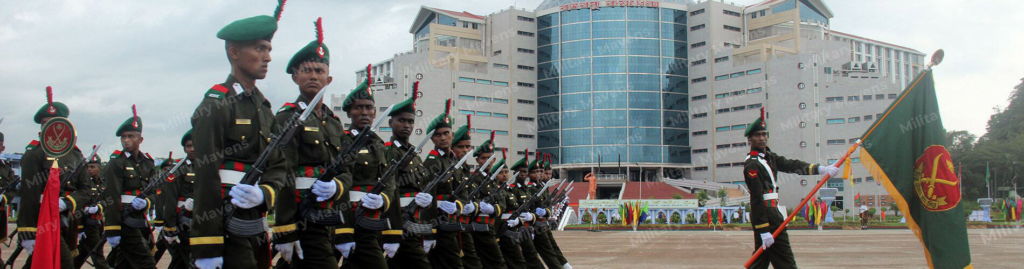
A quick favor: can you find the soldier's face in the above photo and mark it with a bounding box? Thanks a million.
[389,112,415,141]
[162,166,172,173]
[747,131,768,149]
[545,170,553,180]
[87,163,100,178]
[476,152,493,166]
[453,140,473,157]
[183,140,195,160]
[229,40,272,80]
[292,62,332,97]
[497,168,510,183]
[120,131,143,153]
[0,140,4,154]
[529,169,542,181]
[346,99,376,129]
[516,168,528,182]
[431,128,452,149]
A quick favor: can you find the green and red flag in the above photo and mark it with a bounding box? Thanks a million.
[858,66,972,269]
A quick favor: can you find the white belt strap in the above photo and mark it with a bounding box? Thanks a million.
[400,197,415,207]
[500,213,512,220]
[763,193,779,200]
[219,170,245,185]
[121,195,137,204]
[745,155,777,191]
[350,191,367,203]
[295,177,317,190]
[177,201,186,207]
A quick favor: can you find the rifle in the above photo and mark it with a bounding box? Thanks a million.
[443,152,495,203]
[483,171,519,204]
[58,143,103,190]
[353,129,441,221]
[301,104,395,204]
[4,245,21,269]
[128,158,185,213]
[494,178,558,236]
[465,163,505,204]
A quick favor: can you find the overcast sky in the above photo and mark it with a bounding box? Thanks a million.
[1,0,1020,159]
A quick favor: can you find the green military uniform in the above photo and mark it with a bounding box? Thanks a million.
[0,131,14,245]
[273,18,347,268]
[74,153,108,269]
[336,69,403,269]
[527,154,562,269]
[542,155,570,268]
[468,138,508,269]
[189,3,288,268]
[496,155,528,269]
[160,130,194,269]
[100,108,158,268]
[385,83,435,269]
[423,105,465,269]
[743,111,820,269]
[451,120,482,269]
[513,155,544,269]
[151,153,175,264]
[19,93,94,269]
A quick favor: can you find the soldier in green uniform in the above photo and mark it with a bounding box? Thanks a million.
[100,105,158,268]
[423,102,464,269]
[385,82,436,269]
[335,65,403,269]
[743,109,838,269]
[189,3,290,268]
[75,149,108,269]
[160,130,196,269]
[497,154,527,269]
[19,87,94,269]
[468,136,506,269]
[272,18,348,267]
[541,155,571,269]
[450,116,482,269]
[527,153,562,269]
[152,152,175,263]
[0,130,13,246]
[511,152,544,269]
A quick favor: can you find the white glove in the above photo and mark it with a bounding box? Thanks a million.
[194,257,224,269]
[335,242,356,258]
[59,199,68,212]
[164,235,179,244]
[415,192,433,208]
[21,240,34,255]
[507,218,520,227]
[360,193,384,210]
[819,165,841,178]
[131,197,148,211]
[154,226,164,235]
[107,236,121,248]
[312,180,338,202]
[184,198,194,211]
[275,241,304,262]
[383,243,399,258]
[479,202,495,215]
[439,201,457,215]
[86,205,99,215]
[520,213,534,222]
[563,262,573,269]
[229,184,265,209]
[760,232,775,250]
[461,203,476,215]
[78,232,86,241]
[423,239,436,253]
[536,208,547,217]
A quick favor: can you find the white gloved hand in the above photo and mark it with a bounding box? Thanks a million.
[383,243,399,258]
[461,203,476,215]
[78,232,86,241]
[194,257,223,269]
[415,192,433,208]
[439,201,457,215]
[423,239,436,253]
[107,236,121,248]
[759,232,775,250]
[229,184,265,209]
[563,262,574,269]
[360,193,384,210]
[520,213,534,222]
[276,241,304,262]
[479,202,495,215]
[131,197,148,211]
[154,226,164,235]
[86,205,99,215]
[507,217,520,227]
[21,240,35,255]
[819,165,841,178]
[335,242,356,258]
[184,198,194,211]
[59,199,68,212]
[536,208,547,217]
[312,180,338,202]
[164,235,179,244]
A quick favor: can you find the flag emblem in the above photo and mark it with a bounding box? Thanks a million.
[913,145,960,211]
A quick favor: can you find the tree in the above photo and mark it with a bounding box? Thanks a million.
[696,190,709,206]
[717,188,728,206]
[672,193,684,199]
[844,208,850,221]
[946,130,977,159]
[889,203,900,217]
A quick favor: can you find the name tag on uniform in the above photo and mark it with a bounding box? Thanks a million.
[358,149,369,154]
[126,167,135,171]
[235,119,252,125]
[186,173,196,177]
[304,126,320,132]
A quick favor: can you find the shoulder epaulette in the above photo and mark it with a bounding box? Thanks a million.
[278,102,297,113]
[427,150,439,160]
[110,150,122,159]
[144,153,153,160]
[26,140,40,151]
[204,84,230,99]
[384,142,393,148]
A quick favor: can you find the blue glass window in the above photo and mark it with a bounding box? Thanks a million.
[561,9,591,24]
[438,14,457,26]
[661,9,686,24]
[538,62,559,80]
[663,111,688,128]
[593,128,627,145]
[627,7,659,21]
[629,146,662,163]
[562,110,591,128]
[663,93,687,111]
[593,7,625,21]
[561,93,591,111]
[746,68,762,75]
[562,129,591,146]
[628,74,660,91]
[538,13,558,29]
[629,110,659,127]
[459,77,475,83]
[627,38,660,56]
[538,113,559,131]
[660,23,687,41]
[538,44,559,62]
[538,27,559,46]
[593,39,626,56]
[593,57,627,73]
[661,40,686,58]
[561,58,591,76]
[561,146,592,164]
[593,74,627,91]
[662,75,687,93]
[772,0,797,13]
[627,21,659,38]
[593,93,627,109]
[538,79,559,96]
[629,128,661,145]
[628,92,660,109]
[628,56,660,73]
[538,130,559,148]
[561,40,591,59]
[662,58,686,75]
[594,146,626,160]
[593,110,626,126]
[663,129,689,146]
[562,23,591,41]
[664,146,691,163]
[592,21,626,38]
[538,96,559,114]
[561,75,591,94]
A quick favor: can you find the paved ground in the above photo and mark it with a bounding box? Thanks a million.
[3,224,1022,268]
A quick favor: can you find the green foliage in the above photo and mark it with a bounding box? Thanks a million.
[672,193,684,199]
[683,213,695,224]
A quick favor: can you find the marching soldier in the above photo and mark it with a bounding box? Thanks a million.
[75,149,108,269]
[100,105,158,268]
[423,102,464,269]
[385,82,436,269]
[0,130,13,246]
[497,154,528,269]
[469,136,506,269]
[19,87,94,269]
[160,130,196,269]
[335,65,403,269]
[527,153,561,269]
[272,18,347,267]
[743,109,838,269]
[450,116,482,269]
[152,152,175,263]
[511,152,544,269]
[541,155,571,269]
[189,2,290,268]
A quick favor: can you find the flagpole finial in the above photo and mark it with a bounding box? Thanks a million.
[927,49,944,69]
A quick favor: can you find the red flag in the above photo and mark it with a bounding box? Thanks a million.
[32,161,62,269]
[717,208,723,225]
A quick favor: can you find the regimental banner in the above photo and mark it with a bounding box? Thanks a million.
[560,0,660,11]
[579,199,697,209]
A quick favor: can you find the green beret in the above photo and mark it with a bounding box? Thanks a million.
[389,82,419,117]
[490,149,507,174]
[511,150,530,171]
[181,129,193,146]
[544,154,552,170]
[0,131,4,142]
[88,153,102,164]
[116,105,142,137]
[744,107,767,137]
[473,133,494,157]
[528,152,542,171]
[452,115,472,144]
[216,0,286,42]
[342,64,374,112]
[34,86,69,124]
[286,18,329,75]
[425,99,453,134]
